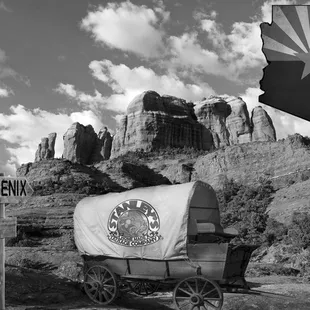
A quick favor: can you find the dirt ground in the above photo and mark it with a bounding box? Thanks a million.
[4,264,310,310]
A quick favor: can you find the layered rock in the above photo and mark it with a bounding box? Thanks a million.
[34,133,57,162]
[111,91,214,157]
[195,96,231,148]
[196,96,276,146]
[62,123,98,165]
[226,97,252,144]
[251,106,276,142]
[98,127,113,160]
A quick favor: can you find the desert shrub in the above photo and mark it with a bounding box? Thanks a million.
[285,212,310,250]
[263,218,288,246]
[217,178,274,245]
[6,225,43,247]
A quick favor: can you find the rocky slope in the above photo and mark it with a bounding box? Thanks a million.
[6,132,310,300]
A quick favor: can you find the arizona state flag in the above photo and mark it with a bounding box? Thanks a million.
[260,5,310,121]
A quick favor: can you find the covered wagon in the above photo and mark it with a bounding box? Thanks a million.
[74,181,258,309]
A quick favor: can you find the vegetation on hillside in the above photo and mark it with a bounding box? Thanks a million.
[217,178,310,276]
[216,178,274,245]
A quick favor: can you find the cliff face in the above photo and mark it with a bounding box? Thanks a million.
[34,133,57,162]
[33,92,276,164]
[62,123,97,165]
[62,123,113,165]
[195,96,276,148]
[251,106,277,142]
[195,96,231,148]
[111,91,214,157]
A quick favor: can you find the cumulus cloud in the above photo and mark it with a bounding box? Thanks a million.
[55,60,215,113]
[80,1,169,58]
[167,0,301,82]
[90,59,215,112]
[0,105,104,172]
[168,32,228,77]
[55,83,105,112]
[240,87,310,139]
[0,86,13,97]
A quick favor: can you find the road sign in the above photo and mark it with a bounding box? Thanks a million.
[0,218,17,238]
[0,177,33,203]
[0,173,26,309]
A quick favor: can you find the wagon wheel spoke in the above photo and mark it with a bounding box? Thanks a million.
[199,281,208,295]
[195,278,198,292]
[202,288,216,297]
[103,287,114,297]
[85,284,97,292]
[177,287,192,297]
[98,291,103,302]
[86,273,98,283]
[184,281,195,294]
[103,284,116,288]
[102,276,113,284]
[143,282,150,295]
[101,289,109,301]
[203,300,218,309]
[137,282,142,294]
[101,269,108,282]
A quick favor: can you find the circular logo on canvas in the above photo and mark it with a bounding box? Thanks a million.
[107,199,162,247]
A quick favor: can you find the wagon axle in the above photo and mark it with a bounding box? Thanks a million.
[190,294,203,306]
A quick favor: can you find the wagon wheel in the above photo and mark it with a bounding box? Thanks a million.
[173,276,223,310]
[83,265,118,305]
[128,280,160,296]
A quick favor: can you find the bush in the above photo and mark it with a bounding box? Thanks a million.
[285,212,310,250]
[263,218,288,246]
[217,178,274,245]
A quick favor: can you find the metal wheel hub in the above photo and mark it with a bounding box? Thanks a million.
[190,294,203,306]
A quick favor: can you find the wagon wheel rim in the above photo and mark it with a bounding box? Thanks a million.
[128,280,160,296]
[84,265,118,305]
[173,276,223,310]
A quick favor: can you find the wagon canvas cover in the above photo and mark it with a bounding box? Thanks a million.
[74,181,222,260]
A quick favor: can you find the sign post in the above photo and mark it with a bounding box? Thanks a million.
[0,174,33,309]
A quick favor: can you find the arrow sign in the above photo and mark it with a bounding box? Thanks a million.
[0,177,34,203]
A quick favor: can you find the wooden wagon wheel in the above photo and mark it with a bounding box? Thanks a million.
[173,276,223,310]
[128,280,160,296]
[83,265,118,305]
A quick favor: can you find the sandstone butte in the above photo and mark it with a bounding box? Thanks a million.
[111,91,276,158]
[33,91,276,164]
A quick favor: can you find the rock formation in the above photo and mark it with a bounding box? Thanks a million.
[195,96,231,148]
[111,91,214,157]
[63,123,114,165]
[196,95,276,146]
[62,123,97,165]
[98,127,113,160]
[251,106,277,142]
[225,97,252,144]
[34,133,57,162]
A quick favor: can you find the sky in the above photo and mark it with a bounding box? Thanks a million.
[0,0,310,176]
